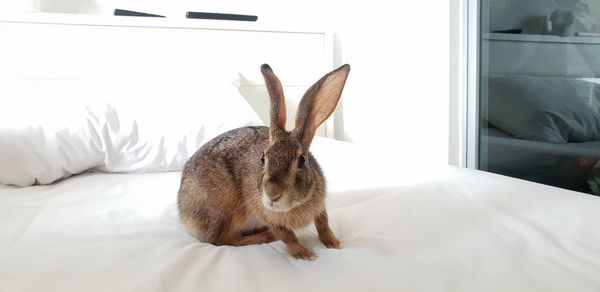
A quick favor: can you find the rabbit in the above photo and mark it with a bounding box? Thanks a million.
[177,63,350,260]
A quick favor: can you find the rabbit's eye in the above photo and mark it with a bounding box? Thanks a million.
[261,153,265,165]
[298,155,306,169]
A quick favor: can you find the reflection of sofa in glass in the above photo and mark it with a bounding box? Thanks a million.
[481,75,600,194]
[483,127,600,193]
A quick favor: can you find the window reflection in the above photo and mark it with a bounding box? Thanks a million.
[479,0,600,195]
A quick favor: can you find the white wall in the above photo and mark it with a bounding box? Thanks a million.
[330,3,449,165]
[6,0,451,165]
[449,0,466,167]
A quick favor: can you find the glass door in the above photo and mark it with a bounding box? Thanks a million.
[478,0,600,195]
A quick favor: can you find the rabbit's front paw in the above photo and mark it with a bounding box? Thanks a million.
[290,245,318,260]
[319,233,342,249]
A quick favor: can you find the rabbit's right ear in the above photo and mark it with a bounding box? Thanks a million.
[261,64,287,138]
[293,64,350,150]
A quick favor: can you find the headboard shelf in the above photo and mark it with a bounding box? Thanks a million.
[0,12,326,35]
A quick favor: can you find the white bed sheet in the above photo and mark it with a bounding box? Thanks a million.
[1,138,600,292]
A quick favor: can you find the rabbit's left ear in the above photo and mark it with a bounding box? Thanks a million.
[293,64,350,149]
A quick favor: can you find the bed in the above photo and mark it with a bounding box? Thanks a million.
[2,138,600,291]
[2,14,600,292]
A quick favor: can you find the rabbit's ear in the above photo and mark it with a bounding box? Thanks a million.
[261,64,287,136]
[293,64,350,149]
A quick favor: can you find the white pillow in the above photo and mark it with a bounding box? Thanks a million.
[0,74,263,186]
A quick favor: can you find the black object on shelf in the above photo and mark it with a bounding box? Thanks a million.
[492,28,523,34]
[186,11,258,22]
[114,9,165,18]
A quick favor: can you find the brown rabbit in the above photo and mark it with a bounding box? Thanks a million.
[177,64,350,260]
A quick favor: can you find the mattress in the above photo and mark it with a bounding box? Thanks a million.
[1,137,600,292]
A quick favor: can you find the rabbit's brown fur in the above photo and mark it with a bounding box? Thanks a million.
[178,64,350,260]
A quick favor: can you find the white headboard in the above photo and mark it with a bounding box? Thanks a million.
[0,13,335,137]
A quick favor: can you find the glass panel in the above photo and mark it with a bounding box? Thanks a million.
[479,0,600,195]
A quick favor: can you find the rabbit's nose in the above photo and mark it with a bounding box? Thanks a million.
[270,193,282,202]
